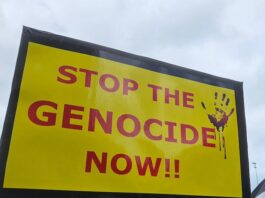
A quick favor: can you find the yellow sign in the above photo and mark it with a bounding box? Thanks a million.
[3,42,243,197]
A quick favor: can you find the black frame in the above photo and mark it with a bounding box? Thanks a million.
[0,27,251,198]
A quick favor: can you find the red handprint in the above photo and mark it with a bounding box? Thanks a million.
[201,92,234,159]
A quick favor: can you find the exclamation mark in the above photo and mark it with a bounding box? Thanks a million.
[174,160,180,178]
[164,159,170,178]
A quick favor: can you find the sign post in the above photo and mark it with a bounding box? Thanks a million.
[0,27,251,197]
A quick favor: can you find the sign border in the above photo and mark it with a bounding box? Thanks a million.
[0,26,251,198]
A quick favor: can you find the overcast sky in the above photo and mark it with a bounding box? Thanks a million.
[0,0,265,191]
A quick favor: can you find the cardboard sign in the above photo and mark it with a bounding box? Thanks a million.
[0,27,251,198]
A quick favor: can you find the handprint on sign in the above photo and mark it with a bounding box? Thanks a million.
[201,92,234,159]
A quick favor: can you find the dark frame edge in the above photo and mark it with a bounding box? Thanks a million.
[0,188,242,198]
[23,26,241,89]
[0,26,31,187]
[235,82,251,197]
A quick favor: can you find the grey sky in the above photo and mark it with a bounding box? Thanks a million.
[1,0,265,191]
